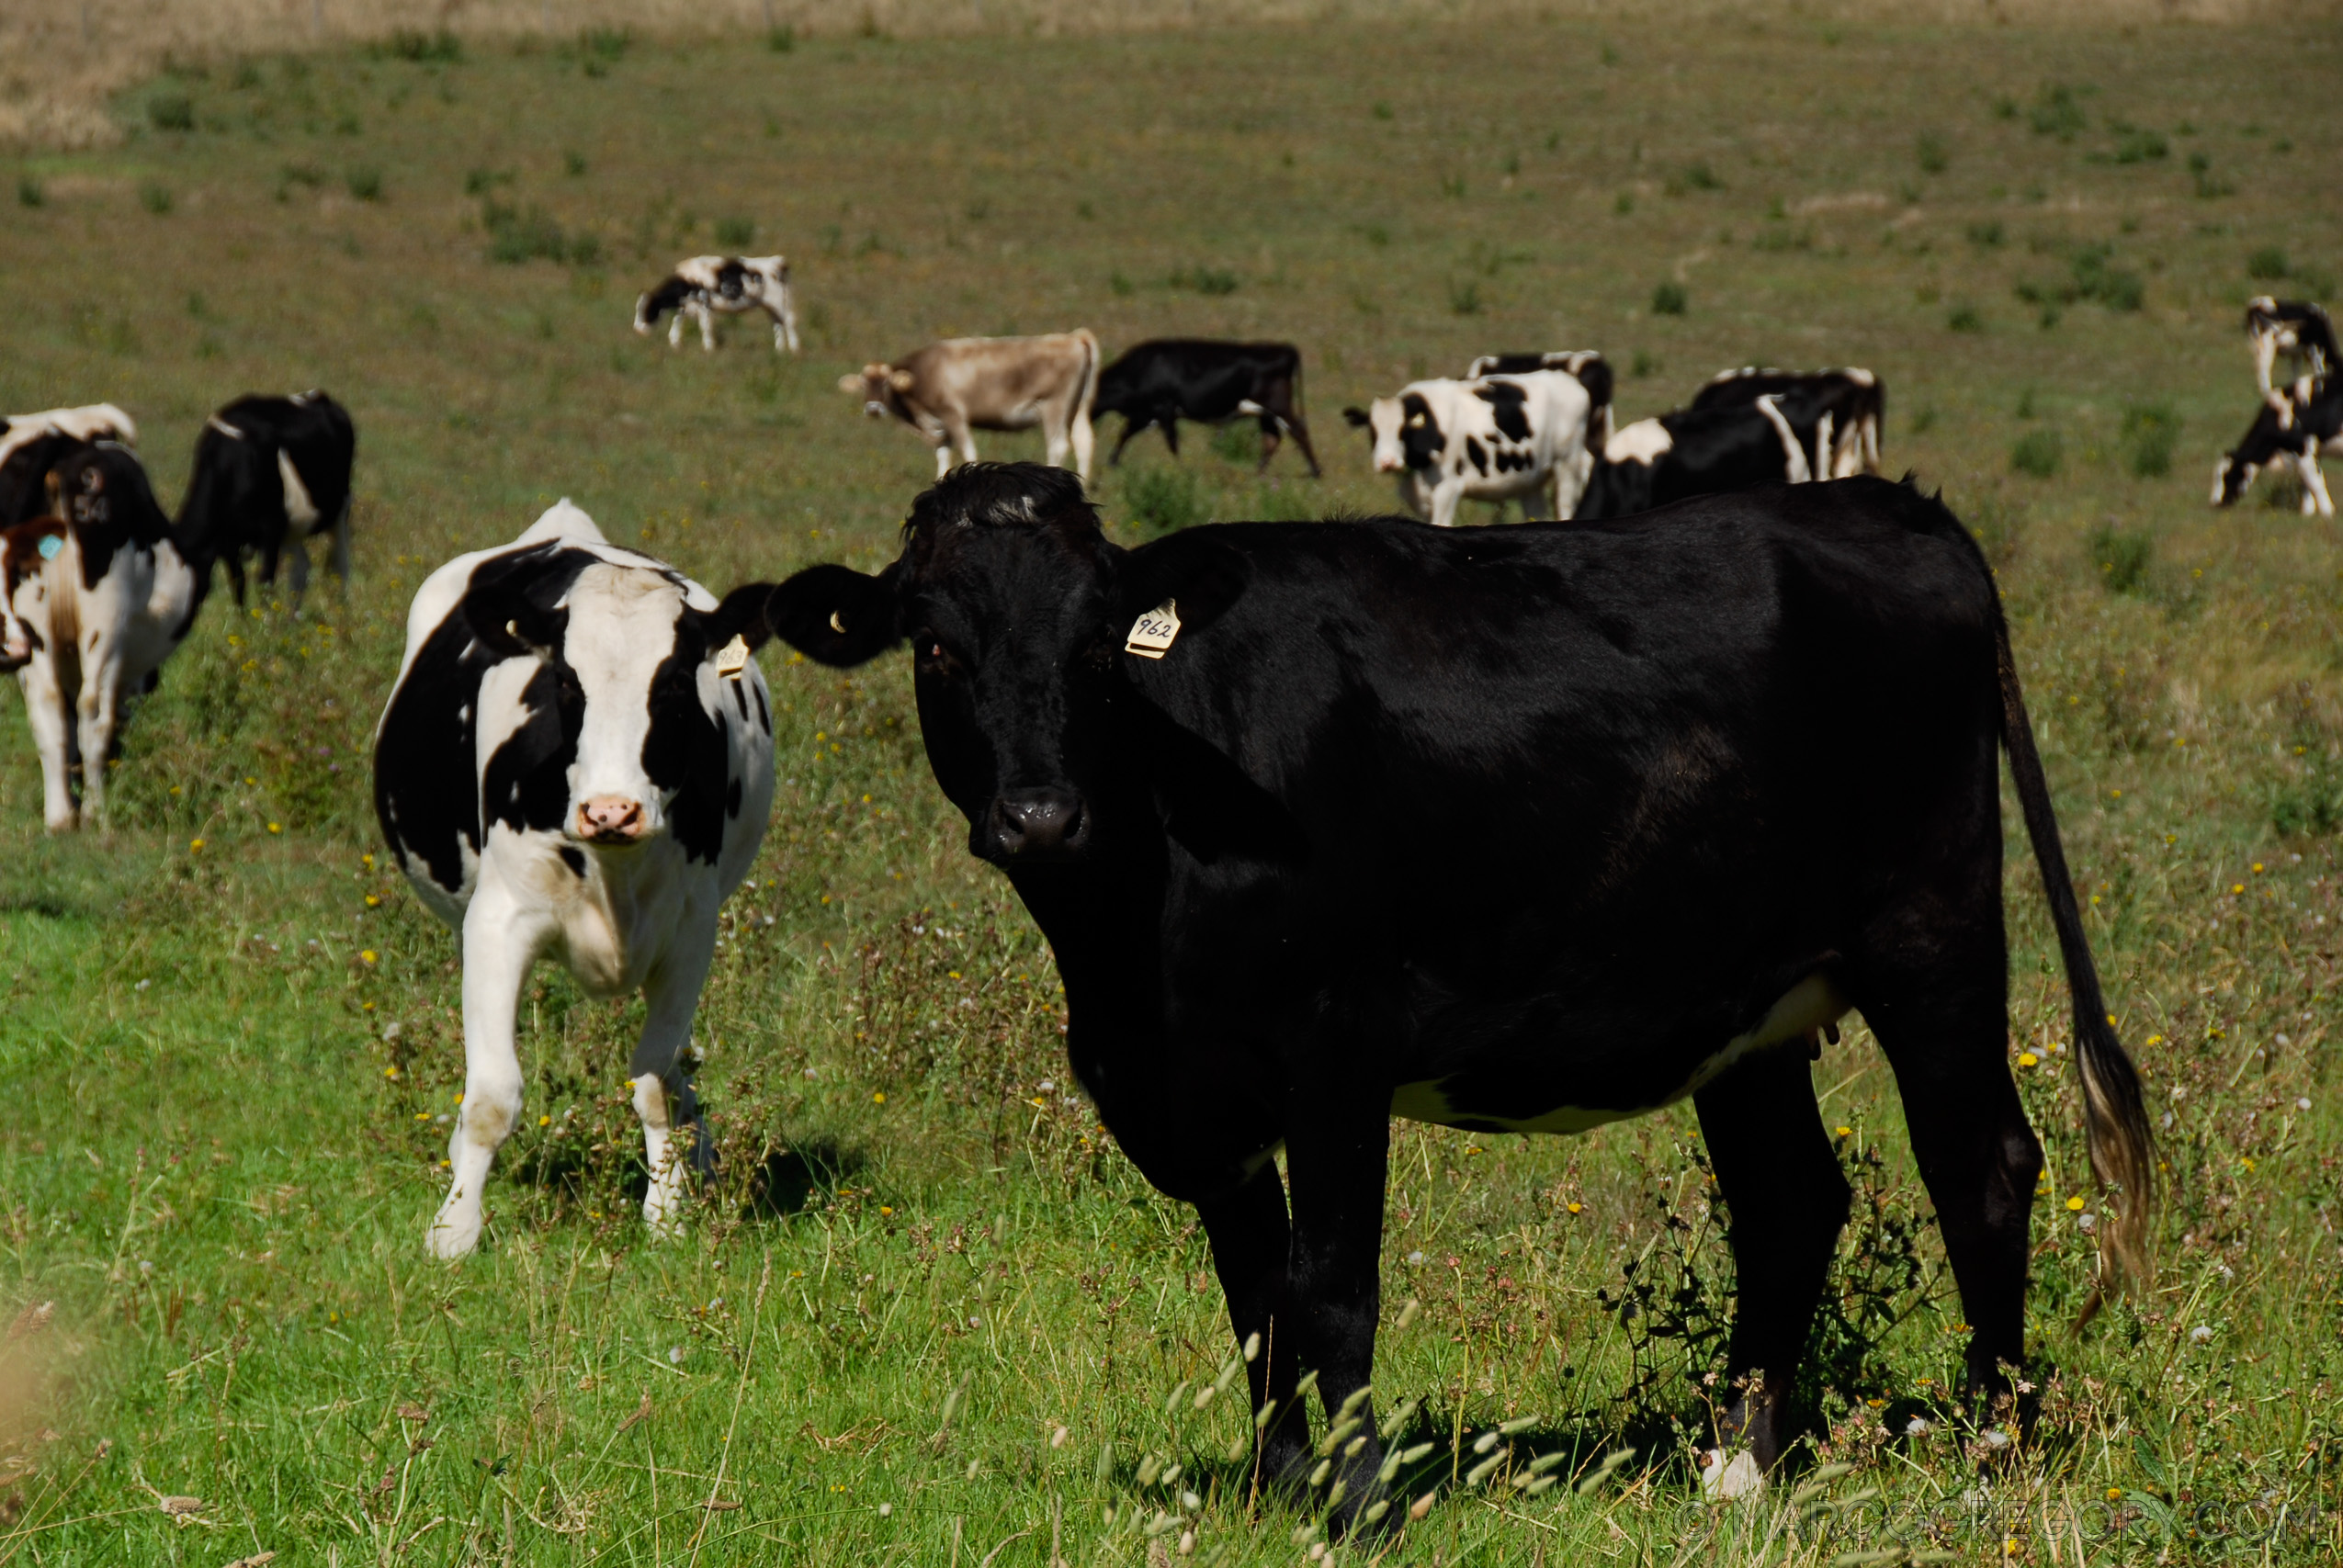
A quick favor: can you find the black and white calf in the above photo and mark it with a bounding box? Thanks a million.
[1691,367,1884,479]
[1092,339,1322,476]
[0,403,138,525]
[175,390,357,604]
[0,443,206,830]
[2212,377,2338,517]
[1341,369,1597,526]
[373,502,779,1258]
[1574,394,1827,521]
[634,255,800,354]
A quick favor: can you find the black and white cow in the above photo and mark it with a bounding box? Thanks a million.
[175,390,357,604]
[1692,367,1884,479]
[1574,394,1829,521]
[2246,298,2337,393]
[1341,369,1596,526]
[762,462,2151,1528]
[634,255,800,354]
[2212,376,2338,517]
[0,443,206,830]
[1091,339,1322,476]
[0,403,138,526]
[373,502,779,1258]
[1463,351,1613,452]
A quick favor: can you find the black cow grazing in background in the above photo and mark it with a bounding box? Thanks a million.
[2245,298,2337,393]
[1092,340,1321,475]
[1574,394,1820,520]
[763,463,2153,1527]
[2212,376,2337,517]
[176,391,357,605]
[1692,367,1885,479]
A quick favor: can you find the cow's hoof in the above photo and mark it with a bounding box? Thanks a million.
[428,1211,482,1260]
[1698,1448,1764,1501]
[640,1194,686,1242]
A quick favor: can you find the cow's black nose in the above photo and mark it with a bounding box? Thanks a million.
[988,788,1088,860]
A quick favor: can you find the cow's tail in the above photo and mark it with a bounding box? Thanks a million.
[1931,482,2154,1289]
[1072,328,1101,425]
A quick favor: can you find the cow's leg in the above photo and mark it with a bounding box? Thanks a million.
[1281,1093,1393,1532]
[1158,413,1181,457]
[1693,1047,1850,1494]
[1109,418,1145,467]
[433,873,550,1259]
[1043,414,1071,472]
[1070,410,1095,482]
[287,536,311,605]
[629,930,719,1239]
[1194,1165,1307,1487]
[696,304,718,352]
[667,310,686,349]
[1256,415,1282,472]
[223,549,248,607]
[2255,336,2277,395]
[1866,961,2040,1414]
[19,660,77,832]
[329,504,353,587]
[1284,412,1323,479]
[74,649,120,828]
[1427,479,1462,528]
[2300,449,2334,517]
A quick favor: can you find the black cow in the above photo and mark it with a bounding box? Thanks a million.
[175,391,357,604]
[1574,396,1820,520]
[763,463,2153,1529]
[2245,298,2337,393]
[2212,376,2337,517]
[1691,367,1884,479]
[1092,339,1321,476]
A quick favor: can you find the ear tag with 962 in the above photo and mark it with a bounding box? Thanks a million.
[1124,599,1181,660]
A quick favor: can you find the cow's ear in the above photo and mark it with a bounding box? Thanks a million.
[705,581,777,653]
[767,561,902,667]
[1341,407,1370,428]
[888,368,916,392]
[1118,533,1251,640]
[836,374,865,395]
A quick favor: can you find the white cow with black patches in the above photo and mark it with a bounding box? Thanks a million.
[1340,369,1596,527]
[374,502,779,1258]
[633,254,800,354]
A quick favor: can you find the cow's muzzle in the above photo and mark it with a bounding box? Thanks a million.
[1374,454,1406,474]
[863,400,889,418]
[573,795,650,845]
[983,787,1090,863]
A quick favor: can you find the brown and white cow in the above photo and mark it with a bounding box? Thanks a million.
[0,443,206,830]
[0,404,138,525]
[841,332,1100,480]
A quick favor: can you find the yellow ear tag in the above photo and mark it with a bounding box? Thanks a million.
[1124,598,1181,660]
[714,634,752,681]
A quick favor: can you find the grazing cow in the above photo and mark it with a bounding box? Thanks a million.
[0,404,138,525]
[2245,298,2337,392]
[1692,367,1885,479]
[1463,351,1614,451]
[1341,369,1596,526]
[373,502,779,1258]
[175,390,357,604]
[0,444,206,830]
[1574,394,1833,521]
[842,332,1100,480]
[634,255,800,354]
[1092,339,1322,476]
[764,462,2151,1528]
[2212,376,2338,517]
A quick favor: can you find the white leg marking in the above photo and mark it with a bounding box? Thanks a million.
[1755,395,1812,483]
[1070,410,1095,483]
[1812,412,1834,482]
[2303,450,2334,517]
[18,657,76,831]
[667,311,685,349]
[631,935,719,1240]
[1701,1449,1766,1502]
[431,874,545,1259]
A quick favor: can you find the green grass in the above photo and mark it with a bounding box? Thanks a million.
[1,13,2341,1565]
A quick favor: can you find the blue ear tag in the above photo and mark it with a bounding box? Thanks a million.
[37,534,62,560]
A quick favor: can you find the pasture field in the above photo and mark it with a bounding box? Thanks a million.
[2,11,2341,1563]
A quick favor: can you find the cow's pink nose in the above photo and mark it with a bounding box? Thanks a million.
[576,796,646,843]
[1375,456,1403,473]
